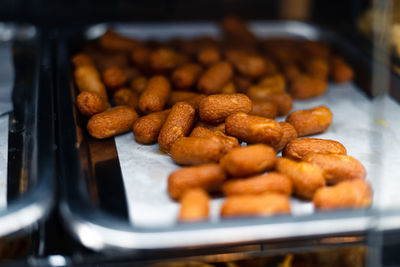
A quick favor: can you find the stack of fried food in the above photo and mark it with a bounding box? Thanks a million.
[72,17,371,223]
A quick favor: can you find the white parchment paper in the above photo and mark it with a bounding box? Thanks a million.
[116,83,400,228]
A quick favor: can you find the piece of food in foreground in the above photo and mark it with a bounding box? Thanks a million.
[276,157,325,200]
[225,112,282,146]
[158,102,196,152]
[286,106,332,137]
[313,179,372,210]
[87,106,138,139]
[190,126,239,154]
[170,137,225,165]
[272,122,298,152]
[168,163,227,200]
[133,109,170,144]
[221,193,291,218]
[303,153,366,185]
[283,138,347,161]
[222,172,293,196]
[76,91,108,117]
[220,144,276,177]
[178,188,210,222]
[138,75,171,114]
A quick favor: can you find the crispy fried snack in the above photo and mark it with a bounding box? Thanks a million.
[133,109,170,145]
[313,179,372,210]
[197,47,221,66]
[76,91,109,117]
[158,102,196,152]
[249,101,277,118]
[100,30,142,52]
[131,47,151,70]
[197,61,233,94]
[276,157,325,200]
[199,94,252,123]
[74,65,109,102]
[246,91,293,116]
[178,189,210,222]
[331,57,354,83]
[289,75,327,99]
[221,193,290,218]
[220,144,276,177]
[168,163,227,200]
[138,75,171,114]
[225,50,267,79]
[149,48,187,73]
[303,153,366,184]
[220,81,237,94]
[112,88,138,108]
[170,137,225,165]
[272,122,298,152]
[306,58,329,80]
[172,63,203,90]
[233,76,252,93]
[225,112,282,146]
[130,76,148,94]
[286,106,332,137]
[194,121,226,133]
[283,138,347,161]
[190,126,239,154]
[258,74,286,93]
[222,172,293,196]
[102,66,127,91]
[87,106,138,139]
[167,91,200,107]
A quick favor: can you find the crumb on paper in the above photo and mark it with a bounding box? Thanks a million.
[375,119,389,127]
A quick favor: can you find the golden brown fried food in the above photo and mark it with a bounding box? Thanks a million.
[99,30,142,52]
[220,144,276,177]
[222,172,293,196]
[172,63,203,90]
[221,193,290,218]
[149,48,187,73]
[167,91,200,107]
[197,47,221,66]
[233,76,252,93]
[170,137,225,165]
[131,47,151,70]
[102,66,127,91]
[249,101,277,118]
[289,75,327,99]
[272,122,298,152]
[112,88,138,108]
[76,91,109,117]
[246,91,293,116]
[225,50,267,79]
[286,106,332,137]
[74,65,109,102]
[331,57,354,83]
[313,179,372,210]
[199,94,252,124]
[303,153,366,184]
[158,102,196,152]
[138,75,171,114]
[72,53,95,68]
[306,58,329,80]
[194,121,226,133]
[130,76,148,94]
[133,109,170,144]
[190,126,239,154]
[87,106,138,139]
[183,94,207,111]
[178,188,210,222]
[276,157,325,200]
[220,81,237,94]
[225,112,282,146]
[258,74,286,93]
[283,138,347,161]
[168,163,227,200]
[197,61,233,94]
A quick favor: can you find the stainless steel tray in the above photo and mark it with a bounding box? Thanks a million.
[58,21,400,253]
[0,24,55,238]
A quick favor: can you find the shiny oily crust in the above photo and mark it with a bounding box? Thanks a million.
[168,163,227,200]
[282,138,347,161]
[221,193,291,218]
[76,91,108,117]
[303,153,366,184]
[138,75,171,114]
[286,106,332,137]
[133,109,170,144]
[272,122,298,152]
[178,188,210,222]
[220,144,276,177]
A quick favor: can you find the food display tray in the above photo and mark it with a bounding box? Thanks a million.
[57,21,400,253]
[0,24,55,238]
